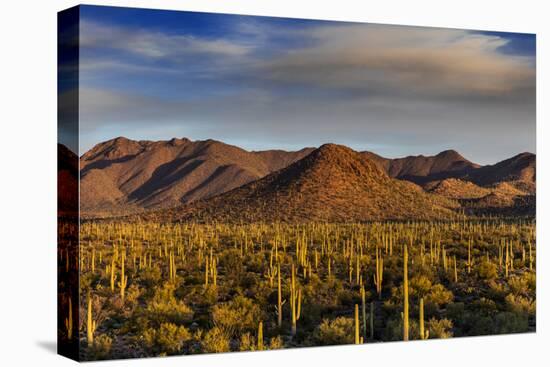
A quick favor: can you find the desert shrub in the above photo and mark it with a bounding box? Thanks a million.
[202,284,219,306]
[465,313,494,336]
[315,317,354,345]
[447,302,465,321]
[473,297,498,316]
[505,294,535,316]
[220,250,244,284]
[410,275,433,298]
[385,316,420,341]
[239,332,255,351]
[268,336,284,349]
[425,284,453,307]
[88,334,112,360]
[427,318,453,339]
[477,260,497,280]
[523,272,536,293]
[508,275,530,296]
[140,266,162,287]
[488,280,508,300]
[145,284,194,326]
[143,322,191,354]
[494,312,529,334]
[212,295,261,336]
[238,332,281,351]
[201,327,230,353]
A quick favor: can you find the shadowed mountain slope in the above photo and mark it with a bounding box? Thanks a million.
[80,137,313,214]
[362,150,480,183]
[464,152,535,189]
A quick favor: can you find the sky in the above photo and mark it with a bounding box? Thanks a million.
[70,5,536,164]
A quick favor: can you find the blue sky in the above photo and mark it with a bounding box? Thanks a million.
[73,5,536,164]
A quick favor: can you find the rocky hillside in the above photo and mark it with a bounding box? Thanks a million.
[148,144,458,223]
[80,137,313,215]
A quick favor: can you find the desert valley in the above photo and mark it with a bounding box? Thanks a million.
[58,137,536,360]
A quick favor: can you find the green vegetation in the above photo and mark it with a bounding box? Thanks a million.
[74,219,536,360]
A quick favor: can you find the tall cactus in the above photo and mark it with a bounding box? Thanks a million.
[355,304,361,344]
[257,321,264,350]
[205,256,209,287]
[374,248,383,299]
[91,249,95,273]
[64,297,73,340]
[403,242,409,341]
[466,238,472,274]
[370,301,374,340]
[361,286,367,341]
[290,263,301,336]
[87,293,97,347]
[453,255,458,283]
[118,249,128,301]
[419,297,428,340]
[110,253,116,292]
[277,262,283,328]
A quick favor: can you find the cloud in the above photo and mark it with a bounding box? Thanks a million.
[80,20,251,60]
[257,24,535,100]
[76,18,535,164]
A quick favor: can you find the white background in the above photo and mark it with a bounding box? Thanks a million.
[0,0,547,365]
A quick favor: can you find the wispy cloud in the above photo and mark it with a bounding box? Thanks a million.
[76,12,535,164]
[80,20,252,58]
[258,25,534,100]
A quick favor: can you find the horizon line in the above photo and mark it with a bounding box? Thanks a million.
[74,135,536,166]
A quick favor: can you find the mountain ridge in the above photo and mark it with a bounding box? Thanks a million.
[76,137,535,219]
[144,143,458,223]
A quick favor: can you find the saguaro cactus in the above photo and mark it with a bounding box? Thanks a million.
[290,264,302,336]
[370,301,374,340]
[403,242,409,341]
[64,297,73,340]
[453,255,458,283]
[374,248,384,299]
[118,249,128,301]
[419,297,428,340]
[466,238,472,274]
[110,254,117,292]
[91,249,95,273]
[355,304,361,344]
[277,262,283,328]
[258,321,264,350]
[87,293,97,347]
[361,286,367,341]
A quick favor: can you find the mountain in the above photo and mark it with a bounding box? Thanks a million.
[464,152,536,190]
[58,143,78,215]
[80,137,313,215]
[149,144,458,223]
[424,178,491,200]
[365,149,535,196]
[79,137,535,219]
[362,149,480,183]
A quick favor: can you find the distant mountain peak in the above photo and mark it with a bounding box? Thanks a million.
[152,144,456,223]
[436,149,463,159]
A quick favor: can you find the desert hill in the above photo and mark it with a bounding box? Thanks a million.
[80,137,313,214]
[425,178,491,199]
[464,152,535,190]
[363,149,480,183]
[363,149,535,214]
[148,144,458,223]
